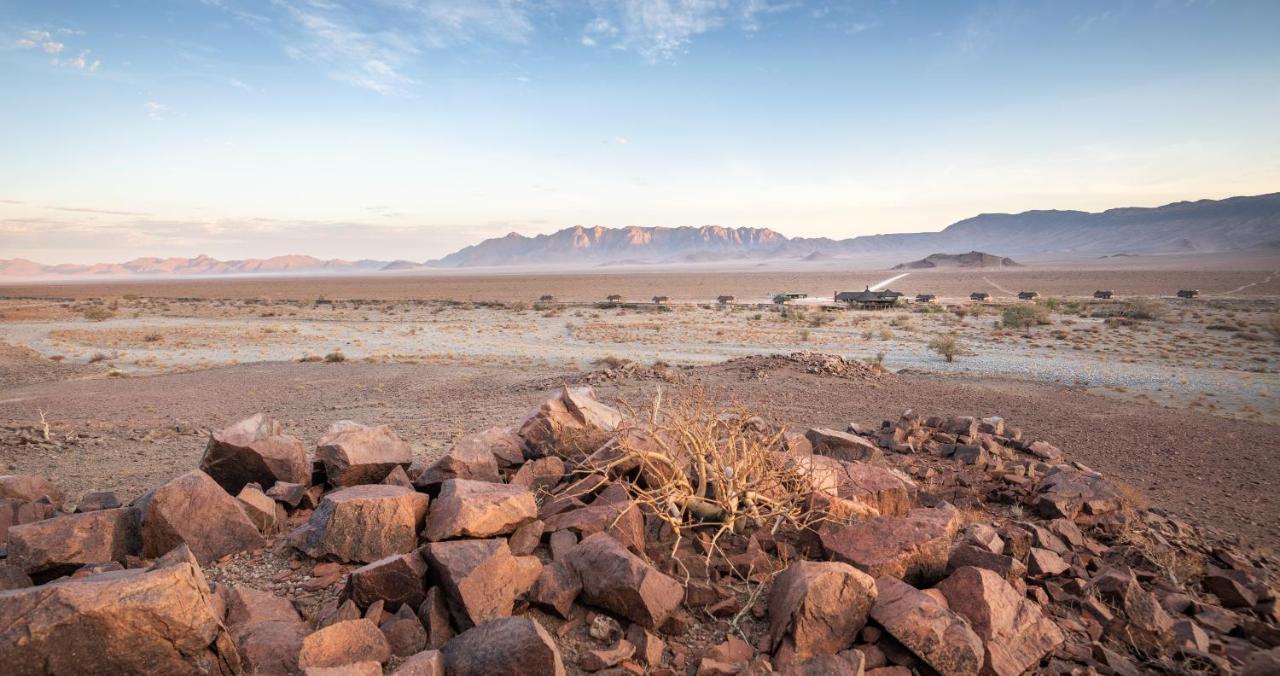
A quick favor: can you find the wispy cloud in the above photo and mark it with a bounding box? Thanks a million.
[581,0,798,62]
[15,29,100,70]
[956,1,1024,54]
[208,0,539,95]
[44,204,152,216]
[144,101,168,119]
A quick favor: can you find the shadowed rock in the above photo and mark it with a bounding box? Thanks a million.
[135,469,265,564]
[223,584,307,675]
[348,551,428,611]
[0,544,239,676]
[424,538,522,629]
[425,478,536,541]
[869,576,984,676]
[316,420,413,487]
[937,566,1064,676]
[564,532,683,629]
[6,507,140,578]
[442,616,565,676]
[200,413,309,493]
[290,484,428,563]
[769,560,878,659]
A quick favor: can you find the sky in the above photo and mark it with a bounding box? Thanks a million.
[2,0,1279,264]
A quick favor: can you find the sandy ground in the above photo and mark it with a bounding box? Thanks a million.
[1,257,1278,303]
[1,291,1275,422]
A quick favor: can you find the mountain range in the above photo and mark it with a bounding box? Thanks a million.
[2,193,1276,278]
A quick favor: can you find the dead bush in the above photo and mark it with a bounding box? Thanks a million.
[582,391,828,567]
[927,333,963,362]
[323,350,346,363]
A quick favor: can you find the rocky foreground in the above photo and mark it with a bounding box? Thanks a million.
[1,385,1278,675]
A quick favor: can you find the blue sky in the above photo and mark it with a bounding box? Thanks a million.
[2,0,1279,264]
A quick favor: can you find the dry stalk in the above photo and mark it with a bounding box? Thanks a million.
[37,408,51,441]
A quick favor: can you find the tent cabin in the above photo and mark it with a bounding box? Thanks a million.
[835,287,904,309]
[1093,290,1114,300]
[773,292,808,304]
[1017,291,1040,301]
[651,296,670,305]
[970,292,991,301]
[717,295,735,304]
[539,294,555,302]
[915,294,938,304]
[1177,289,1200,299]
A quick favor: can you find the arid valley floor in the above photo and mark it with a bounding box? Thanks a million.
[2,261,1279,674]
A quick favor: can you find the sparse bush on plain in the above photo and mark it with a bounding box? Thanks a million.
[323,350,346,363]
[928,333,963,362]
[1120,297,1168,321]
[82,306,115,322]
[593,355,634,369]
[1000,304,1050,330]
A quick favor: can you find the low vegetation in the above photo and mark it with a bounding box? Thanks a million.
[927,333,963,362]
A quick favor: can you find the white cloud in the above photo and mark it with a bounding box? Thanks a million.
[144,101,168,119]
[42,40,64,54]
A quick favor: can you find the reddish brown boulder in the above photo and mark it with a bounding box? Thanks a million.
[290,484,428,563]
[75,490,121,513]
[424,538,522,628]
[565,532,683,629]
[135,469,266,564]
[316,420,412,487]
[945,544,1026,584]
[832,461,916,516]
[382,605,430,657]
[425,478,537,541]
[937,566,1064,676]
[509,519,545,556]
[348,551,428,611]
[511,456,566,492]
[0,544,238,675]
[869,576,984,676]
[0,474,65,505]
[223,584,308,675]
[0,563,33,591]
[199,413,309,493]
[266,481,308,508]
[627,624,666,666]
[417,587,455,649]
[769,560,878,659]
[393,649,445,675]
[236,483,281,534]
[542,496,645,553]
[464,427,527,467]
[519,386,623,459]
[6,507,140,578]
[442,616,566,676]
[1027,547,1070,577]
[298,618,391,670]
[820,505,959,585]
[805,428,884,463]
[415,437,503,490]
[1033,470,1121,522]
[529,560,583,617]
[0,497,58,541]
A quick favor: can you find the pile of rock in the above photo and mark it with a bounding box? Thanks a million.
[1,387,1277,675]
[725,352,887,382]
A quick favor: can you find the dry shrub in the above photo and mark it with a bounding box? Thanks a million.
[323,350,346,363]
[87,352,110,364]
[82,306,115,322]
[582,391,827,563]
[927,333,962,362]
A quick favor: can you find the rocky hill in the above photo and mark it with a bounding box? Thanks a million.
[892,251,1020,270]
[5,193,1277,276]
[431,193,1280,267]
[1,380,1276,674]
